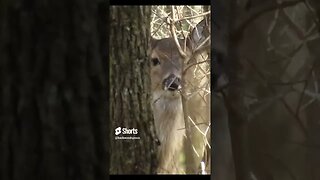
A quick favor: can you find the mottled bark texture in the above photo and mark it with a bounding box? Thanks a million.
[0,1,108,180]
[109,6,158,174]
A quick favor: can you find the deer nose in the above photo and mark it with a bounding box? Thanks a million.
[163,74,181,91]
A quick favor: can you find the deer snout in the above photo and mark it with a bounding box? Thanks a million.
[163,74,181,91]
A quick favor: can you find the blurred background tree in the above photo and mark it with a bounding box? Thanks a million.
[0,1,107,180]
[214,0,320,180]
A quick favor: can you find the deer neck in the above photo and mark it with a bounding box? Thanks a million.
[151,92,184,143]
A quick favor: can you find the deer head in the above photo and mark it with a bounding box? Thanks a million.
[149,15,210,102]
[149,37,183,100]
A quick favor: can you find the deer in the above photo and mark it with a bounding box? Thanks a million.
[149,14,211,174]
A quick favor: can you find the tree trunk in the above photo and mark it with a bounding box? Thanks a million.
[0,1,107,180]
[109,6,158,174]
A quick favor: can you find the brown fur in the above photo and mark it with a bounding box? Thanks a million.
[149,17,211,174]
[150,38,186,174]
[149,39,210,174]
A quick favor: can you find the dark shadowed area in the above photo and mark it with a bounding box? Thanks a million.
[213,0,320,180]
[0,1,108,180]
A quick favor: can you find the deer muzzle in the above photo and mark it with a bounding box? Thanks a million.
[163,74,181,91]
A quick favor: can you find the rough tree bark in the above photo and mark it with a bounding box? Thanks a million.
[109,6,158,174]
[0,1,107,180]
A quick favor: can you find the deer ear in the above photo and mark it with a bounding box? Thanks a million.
[187,15,210,52]
[148,37,159,57]
[150,37,159,50]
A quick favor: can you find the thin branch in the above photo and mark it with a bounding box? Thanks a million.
[294,62,317,115]
[245,58,309,138]
[170,6,187,58]
[233,0,303,39]
[293,87,320,100]
[151,21,166,37]
[183,60,210,75]
[193,36,210,54]
[303,0,320,27]
[176,11,211,22]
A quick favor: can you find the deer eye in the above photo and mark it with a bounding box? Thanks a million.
[151,58,161,66]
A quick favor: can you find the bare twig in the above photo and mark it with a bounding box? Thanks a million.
[183,60,210,75]
[170,6,187,58]
[176,11,211,22]
[245,58,309,138]
[233,0,303,39]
